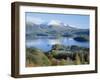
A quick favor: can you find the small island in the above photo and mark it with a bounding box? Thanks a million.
[73,36,89,42]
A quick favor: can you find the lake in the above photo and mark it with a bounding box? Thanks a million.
[26,37,89,52]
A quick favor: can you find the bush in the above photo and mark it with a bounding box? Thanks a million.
[51,58,59,66]
[26,48,51,67]
[60,59,67,65]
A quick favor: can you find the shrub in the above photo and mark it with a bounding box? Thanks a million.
[26,48,51,67]
[60,59,67,65]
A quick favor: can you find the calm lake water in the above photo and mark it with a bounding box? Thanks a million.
[26,37,89,52]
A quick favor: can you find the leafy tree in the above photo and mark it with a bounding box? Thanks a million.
[52,44,61,50]
[51,50,57,57]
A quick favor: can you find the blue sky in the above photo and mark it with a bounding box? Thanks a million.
[26,12,90,29]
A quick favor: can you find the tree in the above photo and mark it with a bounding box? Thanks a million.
[79,51,85,64]
[51,50,57,57]
[52,44,61,50]
[75,53,81,65]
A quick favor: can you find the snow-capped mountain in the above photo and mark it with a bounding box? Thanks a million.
[26,20,89,39]
[48,20,63,26]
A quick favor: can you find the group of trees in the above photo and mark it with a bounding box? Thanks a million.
[46,44,89,65]
[26,44,89,67]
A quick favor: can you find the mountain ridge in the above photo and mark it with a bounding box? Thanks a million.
[26,20,89,40]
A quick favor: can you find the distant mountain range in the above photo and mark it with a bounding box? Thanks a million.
[26,20,89,40]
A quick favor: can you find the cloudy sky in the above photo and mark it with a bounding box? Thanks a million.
[26,12,90,29]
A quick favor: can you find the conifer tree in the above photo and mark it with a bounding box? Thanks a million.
[75,53,81,65]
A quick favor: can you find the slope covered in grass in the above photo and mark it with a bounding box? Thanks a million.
[26,48,51,67]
